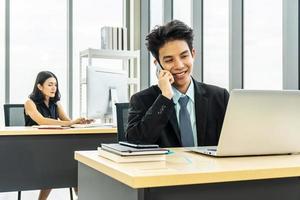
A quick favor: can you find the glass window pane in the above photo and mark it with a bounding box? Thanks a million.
[10,0,67,107]
[203,0,229,89]
[150,0,163,85]
[173,0,192,27]
[244,0,282,89]
[0,0,4,125]
[73,0,123,117]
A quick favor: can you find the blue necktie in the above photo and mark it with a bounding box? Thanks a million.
[178,96,194,147]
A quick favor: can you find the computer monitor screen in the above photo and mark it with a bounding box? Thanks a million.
[87,66,128,123]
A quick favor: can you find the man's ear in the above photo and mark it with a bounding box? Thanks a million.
[191,48,196,59]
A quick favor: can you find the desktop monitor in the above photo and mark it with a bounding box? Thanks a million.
[87,66,128,124]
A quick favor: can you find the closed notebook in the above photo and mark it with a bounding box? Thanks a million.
[101,143,169,156]
[98,148,166,163]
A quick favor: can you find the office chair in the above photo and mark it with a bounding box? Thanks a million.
[115,103,130,141]
[3,104,25,200]
[3,104,74,200]
[3,104,25,127]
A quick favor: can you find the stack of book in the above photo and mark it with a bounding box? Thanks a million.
[98,142,169,163]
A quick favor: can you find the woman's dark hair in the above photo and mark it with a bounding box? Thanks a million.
[145,19,194,62]
[29,71,61,103]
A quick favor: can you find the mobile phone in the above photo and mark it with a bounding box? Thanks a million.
[155,62,163,78]
[119,141,159,149]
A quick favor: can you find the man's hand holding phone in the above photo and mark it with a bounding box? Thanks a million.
[155,63,174,99]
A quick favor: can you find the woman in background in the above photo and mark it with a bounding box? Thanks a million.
[25,71,87,127]
[24,71,87,200]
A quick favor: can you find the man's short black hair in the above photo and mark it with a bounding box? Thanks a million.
[145,19,194,62]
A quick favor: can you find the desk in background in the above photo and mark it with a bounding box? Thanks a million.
[75,148,300,200]
[0,126,117,192]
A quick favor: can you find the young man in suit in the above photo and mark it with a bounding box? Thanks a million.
[126,20,229,147]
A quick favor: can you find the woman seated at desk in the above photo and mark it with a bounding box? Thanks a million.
[24,70,89,127]
[24,71,89,200]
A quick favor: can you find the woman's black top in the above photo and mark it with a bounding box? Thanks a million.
[25,100,59,126]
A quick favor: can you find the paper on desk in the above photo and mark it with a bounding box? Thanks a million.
[32,125,70,129]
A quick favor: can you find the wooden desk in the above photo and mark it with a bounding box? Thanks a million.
[75,148,300,200]
[0,126,117,192]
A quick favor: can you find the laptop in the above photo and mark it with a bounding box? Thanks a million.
[188,89,300,157]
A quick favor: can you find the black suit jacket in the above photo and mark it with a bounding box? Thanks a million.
[126,79,229,147]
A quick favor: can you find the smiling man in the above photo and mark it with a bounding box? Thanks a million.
[126,20,229,147]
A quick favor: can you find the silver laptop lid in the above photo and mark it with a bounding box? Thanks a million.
[216,89,300,156]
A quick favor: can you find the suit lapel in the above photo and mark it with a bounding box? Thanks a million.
[194,80,208,146]
[169,106,181,143]
[154,85,181,144]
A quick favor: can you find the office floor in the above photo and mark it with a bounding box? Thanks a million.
[0,188,76,200]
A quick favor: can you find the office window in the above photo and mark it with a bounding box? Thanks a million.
[150,0,163,85]
[173,0,192,27]
[10,0,67,107]
[0,0,4,125]
[244,0,282,89]
[73,0,123,117]
[203,0,229,89]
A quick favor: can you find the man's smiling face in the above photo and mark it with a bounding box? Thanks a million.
[158,39,195,93]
